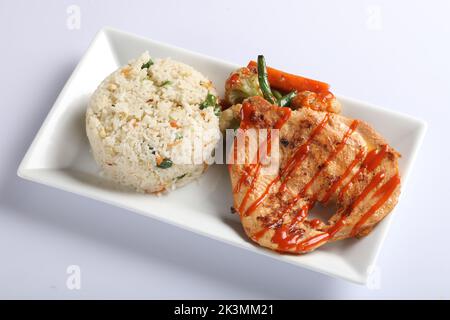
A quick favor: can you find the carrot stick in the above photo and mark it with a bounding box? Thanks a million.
[247,61,330,94]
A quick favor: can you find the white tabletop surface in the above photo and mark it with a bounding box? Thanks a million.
[0,0,448,299]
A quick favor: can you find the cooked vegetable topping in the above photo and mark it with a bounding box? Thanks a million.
[219,104,241,132]
[247,60,330,95]
[257,55,275,104]
[141,59,154,69]
[157,158,173,169]
[224,68,262,105]
[160,80,172,86]
[176,173,187,180]
[224,56,330,109]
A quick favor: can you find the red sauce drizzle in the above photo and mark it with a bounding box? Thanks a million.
[239,101,256,129]
[243,175,281,217]
[338,145,388,201]
[296,232,330,252]
[252,228,270,242]
[261,206,309,249]
[350,174,400,236]
[233,125,277,193]
[321,149,365,203]
[297,120,359,197]
[274,108,292,130]
[243,113,330,217]
[238,164,262,213]
[234,164,254,193]
[309,219,321,229]
[235,103,291,214]
[343,171,386,216]
[278,113,330,193]
[233,136,238,163]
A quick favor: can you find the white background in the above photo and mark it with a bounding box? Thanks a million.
[0,0,448,299]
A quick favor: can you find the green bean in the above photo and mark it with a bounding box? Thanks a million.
[257,55,275,104]
[278,91,297,107]
[272,89,282,100]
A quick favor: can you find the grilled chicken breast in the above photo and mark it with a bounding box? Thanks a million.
[229,96,401,253]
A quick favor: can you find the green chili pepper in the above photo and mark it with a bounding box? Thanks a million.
[278,91,297,107]
[160,80,172,86]
[200,93,217,110]
[200,93,221,116]
[141,59,154,69]
[257,55,275,104]
[157,158,173,169]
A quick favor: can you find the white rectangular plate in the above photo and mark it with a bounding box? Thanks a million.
[17,27,426,284]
